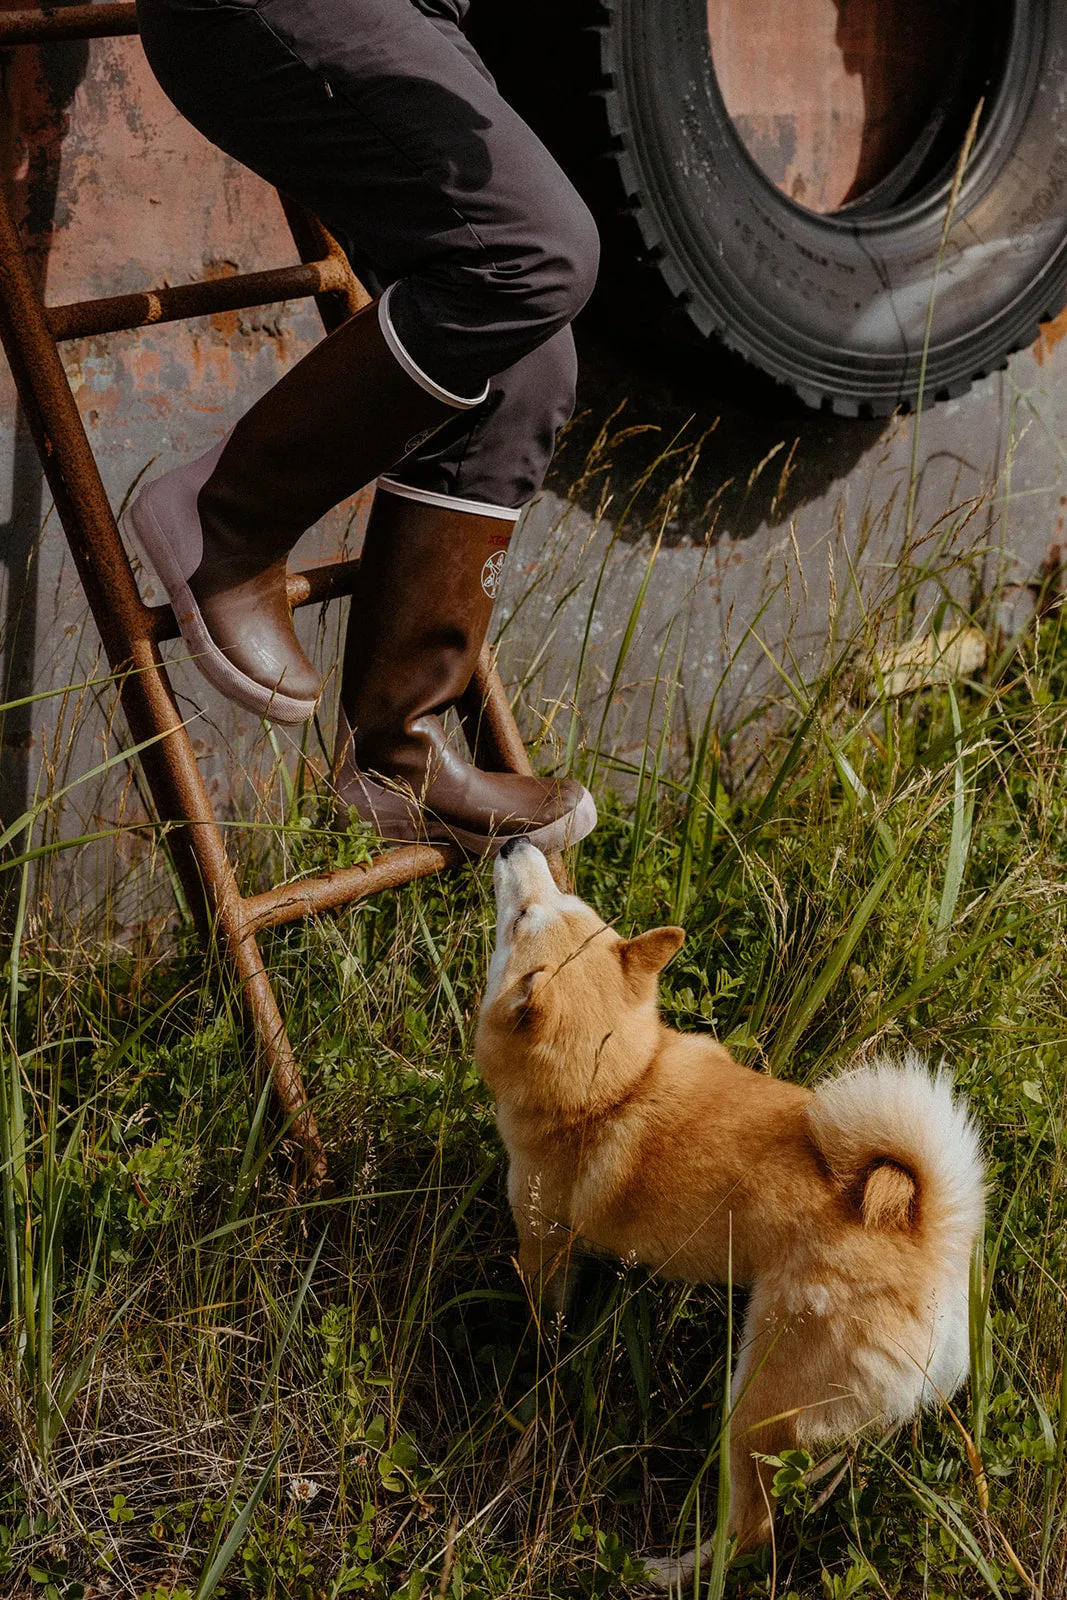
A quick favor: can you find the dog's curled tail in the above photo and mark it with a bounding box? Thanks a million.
[809,1051,985,1258]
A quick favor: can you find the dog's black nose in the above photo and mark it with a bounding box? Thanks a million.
[499,836,526,861]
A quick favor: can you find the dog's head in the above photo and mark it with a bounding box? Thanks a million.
[475,839,684,1119]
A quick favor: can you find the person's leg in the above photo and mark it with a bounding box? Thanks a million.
[311,1,590,847]
[137,0,598,393]
[329,330,589,852]
[391,329,578,509]
[133,0,597,846]
[332,482,596,856]
[127,296,489,723]
[375,0,583,510]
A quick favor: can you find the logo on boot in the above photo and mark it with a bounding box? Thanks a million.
[402,426,438,455]
[481,549,507,599]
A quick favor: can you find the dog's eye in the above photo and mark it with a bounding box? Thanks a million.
[511,905,529,933]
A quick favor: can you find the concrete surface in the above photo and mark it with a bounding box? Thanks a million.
[2,27,1066,930]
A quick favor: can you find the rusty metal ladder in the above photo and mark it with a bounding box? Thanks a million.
[0,1,544,1184]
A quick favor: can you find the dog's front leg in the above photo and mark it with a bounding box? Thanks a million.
[515,1224,578,1318]
[513,1210,580,1320]
[508,1162,580,1319]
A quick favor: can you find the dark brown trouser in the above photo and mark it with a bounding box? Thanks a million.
[136,0,600,507]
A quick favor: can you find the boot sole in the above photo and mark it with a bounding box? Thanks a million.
[126,476,319,727]
[338,774,598,860]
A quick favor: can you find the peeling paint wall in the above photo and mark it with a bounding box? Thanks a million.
[2,26,1067,932]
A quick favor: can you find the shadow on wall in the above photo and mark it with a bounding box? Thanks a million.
[0,6,90,841]
[552,322,884,546]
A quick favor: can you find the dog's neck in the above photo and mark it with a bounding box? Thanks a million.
[504,1011,666,1132]
[547,1034,667,1134]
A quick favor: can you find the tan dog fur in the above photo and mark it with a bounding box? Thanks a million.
[475,840,985,1559]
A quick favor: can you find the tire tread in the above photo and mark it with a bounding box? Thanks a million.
[580,0,1067,414]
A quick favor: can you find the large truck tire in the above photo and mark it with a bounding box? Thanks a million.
[470,0,1067,417]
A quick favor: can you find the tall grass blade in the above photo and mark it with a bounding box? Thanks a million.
[193,1433,290,1600]
[586,524,664,792]
[769,853,899,1074]
[936,684,974,937]
[905,98,983,543]
[194,1234,326,1594]
[1039,1335,1067,1588]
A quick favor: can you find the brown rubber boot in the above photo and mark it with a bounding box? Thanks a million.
[126,292,488,724]
[332,482,597,857]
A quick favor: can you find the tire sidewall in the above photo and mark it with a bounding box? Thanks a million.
[601,0,1067,412]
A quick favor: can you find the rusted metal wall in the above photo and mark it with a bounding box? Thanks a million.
[2,24,1066,929]
[707,0,968,212]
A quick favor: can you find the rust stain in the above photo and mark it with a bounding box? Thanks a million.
[708,0,969,214]
[203,256,241,339]
[1032,306,1067,366]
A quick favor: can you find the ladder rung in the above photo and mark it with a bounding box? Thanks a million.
[241,842,464,932]
[0,3,138,46]
[288,558,363,611]
[149,559,363,644]
[48,257,354,342]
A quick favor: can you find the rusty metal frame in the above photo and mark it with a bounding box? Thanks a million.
[0,2,545,1184]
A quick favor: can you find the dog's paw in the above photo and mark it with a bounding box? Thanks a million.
[641,1541,713,1593]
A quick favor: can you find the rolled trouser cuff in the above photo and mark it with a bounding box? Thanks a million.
[376,476,522,522]
[379,284,491,409]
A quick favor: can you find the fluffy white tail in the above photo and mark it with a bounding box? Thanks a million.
[809,1050,985,1264]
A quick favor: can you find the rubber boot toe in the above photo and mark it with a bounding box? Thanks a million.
[193,563,323,710]
[127,444,322,725]
[333,711,597,858]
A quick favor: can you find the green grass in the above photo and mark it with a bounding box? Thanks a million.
[2,465,1067,1600]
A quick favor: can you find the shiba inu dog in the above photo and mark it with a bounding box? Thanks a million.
[475,838,985,1561]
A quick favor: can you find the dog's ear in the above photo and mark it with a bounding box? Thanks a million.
[505,965,547,1021]
[619,926,685,986]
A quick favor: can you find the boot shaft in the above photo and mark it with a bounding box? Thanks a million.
[198,297,486,557]
[341,484,516,761]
